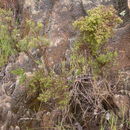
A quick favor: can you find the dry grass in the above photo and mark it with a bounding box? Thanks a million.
[62,70,130,129]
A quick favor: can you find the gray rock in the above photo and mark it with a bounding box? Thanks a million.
[0,0,129,129]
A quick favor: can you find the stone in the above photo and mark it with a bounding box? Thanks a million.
[15,126,20,130]
[17,52,29,65]
[113,94,130,118]
[0,0,129,129]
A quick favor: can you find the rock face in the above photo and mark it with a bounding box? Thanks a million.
[22,0,115,67]
[0,0,130,129]
[113,0,130,20]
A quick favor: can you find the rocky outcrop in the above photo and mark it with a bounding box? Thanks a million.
[0,0,90,129]
[113,0,130,20]
[0,0,130,129]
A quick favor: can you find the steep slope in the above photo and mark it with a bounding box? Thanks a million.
[0,0,130,129]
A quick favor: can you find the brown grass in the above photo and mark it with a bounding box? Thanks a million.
[63,70,130,129]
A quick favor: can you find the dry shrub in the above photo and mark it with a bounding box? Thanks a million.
[63,70,130,129]
[68,74,113,129]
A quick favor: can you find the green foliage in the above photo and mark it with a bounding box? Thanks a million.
[11,68,26,84]
[70,49,88,76]
[108,113,118,130]
[17,20,49,52]
[28,70,70,109]
[0,8,49,68]
[0,8,69,110]
[0,9,15,67]
[96,51,118,65]
[100,112,122,130]
[73,5,122,74]
[73,5,122,54]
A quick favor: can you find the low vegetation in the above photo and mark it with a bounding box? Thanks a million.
[0,8,49,69]
[0,5,129,130]
[72,5,122,74]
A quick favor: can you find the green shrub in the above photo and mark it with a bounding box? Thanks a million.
[0,8,49,68]
[0,9,15,67]
[11,68,26,84]
[28,70,70,109]
[73,5,122,74]
[0,7,69,110]
[17,20,49,52]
